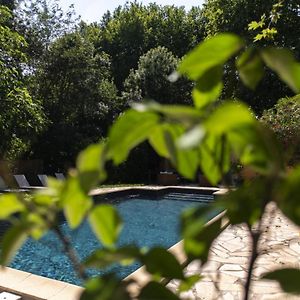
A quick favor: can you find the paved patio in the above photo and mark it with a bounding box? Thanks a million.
[168,202,300,299]
[2,186,300,299]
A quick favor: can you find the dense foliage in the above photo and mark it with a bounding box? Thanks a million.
[30,30,119,170]
[0,1,206,173]
[261,94,300,163]
[0,0,15,11]
[15,0,78,67]
[0,5,45,159]
[0,0,299,173]
[202,0,300,113]
[98,2,205,89]
[122,46,192,106]
[203,0,300,48]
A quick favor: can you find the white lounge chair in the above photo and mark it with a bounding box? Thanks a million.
[0,176,9,192]
[13,174,44,190]
[55,173,65,180]
[38,174,48,187]
[0,175,27,193]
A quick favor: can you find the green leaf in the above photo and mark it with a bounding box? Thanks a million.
[248,21,264,30]
[33,192,57,206]
[0,224,29,265]
[142,247,184,280]
[139,282,180,300]
[77,142,107,192]
[77,143,106,173]
[201,102,269,182]
[276,166,300,226]
[205,101,255,135]
[182,206,225,263]
[253,33,264,42]
[199,134,231,185]
[256,28,278,41]
[133,102,203,126]
[150,123,198,179]
[228,124,283,174]
[108,109,159,164]
[217,180,267,225]
[47,177,65,195]
[84,246,141,268]
[61,176,92,229]
[193,83,223,111]
[177,125,205,150]
[33,178,64,206]
[261,48,300,93]
[165,124,199,180]
[179,275,202,292]
[25,213,48,240]
[162,129,178,168]
[158,105,203,126]
[0,194,25,219]
[149,124,172,158]
[176,148,199,181]
[192,65,223,109]
[179,34,244,81]
[81,274,131,300]
[181,205,218,237]
[263,269,300,294]
[89,205,123,248]
[236,48,264,90]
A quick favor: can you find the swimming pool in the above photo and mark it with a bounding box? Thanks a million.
[9,191,214,285]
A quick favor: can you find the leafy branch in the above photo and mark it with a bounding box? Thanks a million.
[248,0,284,42]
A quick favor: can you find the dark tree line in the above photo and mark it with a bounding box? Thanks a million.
[1,0,299,181]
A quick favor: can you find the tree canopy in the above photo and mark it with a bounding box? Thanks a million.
[0,0,15,11]
[30,28,119,170]
[202,0,300,112]
[122,46,192,106]
[203,0,300,51]
[1,0,299,172]
[98,2,205,89]
[0,5,45,159]
[14,0,79,68]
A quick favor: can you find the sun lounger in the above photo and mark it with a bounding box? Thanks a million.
[38,174,48,187]
[13,174,44,190]
[0,176,10,192]
[0,175,27,193]
[55,173,65,180]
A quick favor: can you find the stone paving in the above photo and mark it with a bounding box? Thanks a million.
[168,202,300,299]
[2,186,300,300]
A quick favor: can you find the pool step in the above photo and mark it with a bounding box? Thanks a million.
[161,192,214,203]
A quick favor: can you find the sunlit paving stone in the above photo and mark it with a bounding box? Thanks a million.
[168,202,300,299]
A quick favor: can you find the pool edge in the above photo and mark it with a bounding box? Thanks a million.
[123,205,228,298]
[0,187,227,300]
[0,267,84,300]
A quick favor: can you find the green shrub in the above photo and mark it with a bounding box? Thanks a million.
[261,95,300,162]
[122,46,193,106]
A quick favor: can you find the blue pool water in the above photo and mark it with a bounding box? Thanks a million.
[9,192,214,285]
